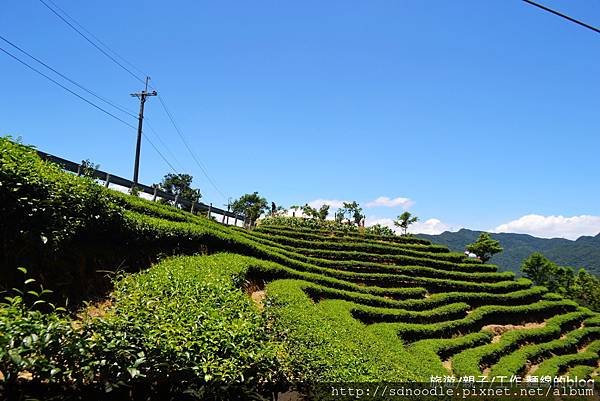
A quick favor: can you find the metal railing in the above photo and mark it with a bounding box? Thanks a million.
[36,150,245,224]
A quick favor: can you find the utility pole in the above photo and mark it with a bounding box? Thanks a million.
[130,76,157,186]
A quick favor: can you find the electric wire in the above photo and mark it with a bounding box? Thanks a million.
[157,94,229,200]
[0,34,138,119]
[523,0,600,35]
[0,45,137,130]
[37,0,147,85]
[43,0,149,77]
[0,45,177,173]
[36,0,217,188]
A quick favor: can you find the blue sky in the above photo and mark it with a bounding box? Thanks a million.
[2,0,600,239]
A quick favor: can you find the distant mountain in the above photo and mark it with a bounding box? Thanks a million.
[418,229,600,276]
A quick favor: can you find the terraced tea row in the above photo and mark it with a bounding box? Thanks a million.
[247,222,600,381]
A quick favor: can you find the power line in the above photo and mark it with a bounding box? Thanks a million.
[0,44,137,129]
[37,0,147,85]
[36,0,213,189]
[142,132,178,174]
[157,94,229,200]
[42,0,148,78]
[0,34,137,119]
[0,45,177,174]
[523,0,600,35]
[145,120,185,171]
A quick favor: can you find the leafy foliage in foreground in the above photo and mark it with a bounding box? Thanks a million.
[0,254,281,399]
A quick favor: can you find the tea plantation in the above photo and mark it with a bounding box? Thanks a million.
[1,137,599,399]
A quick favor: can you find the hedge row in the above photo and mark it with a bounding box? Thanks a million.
[391,300,579,343]
[298,281,546,311]
[565,364,596,380]
[284,245,468,265]
[409,332,494,369]
[350,302,470,324]
[264,278,436,381]
[489,326,600,378]
[256,224,433,245]
[535,350,599,377]
[451,310,594,377]
[246,229,450,254]
[584,315,600,327]
[242,232,510,281]
[237,229,499,274]
[127,209,521,296]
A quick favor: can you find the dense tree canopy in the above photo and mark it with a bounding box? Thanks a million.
[231,192,268,226]
[521,252,600,312]
[158,173,201,203]
[466,232,502,263]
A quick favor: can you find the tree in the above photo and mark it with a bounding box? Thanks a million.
[521,252,553,286]
[394,212,419,235]
[365,224,395,237]
[341,201,363,226]
[466,232,502,263]
[521,253,600,311]
[80,158,99,178]
[158,173,201,203]
[521,252,574,294]
[301,204,319,219]
[317,205,330,221]
[231,192,268,227]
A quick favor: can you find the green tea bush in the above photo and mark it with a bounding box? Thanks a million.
[534,351,599,377]
[0,254,283,399]
[451,311,593,377]
[490,326,600,377]
[246,229,449,253]
[393,299,578,342]
[0,138,122,292]
[255,223,432,245]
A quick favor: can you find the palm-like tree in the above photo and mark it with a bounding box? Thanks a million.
[394,212,418,235]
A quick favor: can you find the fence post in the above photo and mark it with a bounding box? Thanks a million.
[207,203,212,219]
[174,193,179,206]
[104,173,111,188]
[77,164,82,176]
[191,200,196,214]
[234,215,238,227]
[152,186,158,202]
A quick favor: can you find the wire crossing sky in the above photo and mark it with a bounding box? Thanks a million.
[1,0,600,239]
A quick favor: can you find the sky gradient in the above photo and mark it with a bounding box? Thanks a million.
[2,0,600,238]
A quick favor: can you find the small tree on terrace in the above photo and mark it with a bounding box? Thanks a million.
[158,173,201,203]
[365,224,395,237]
[318,204,330,221]
[466,232,502,263]
[231,192,268,227]
[394,212,418,235]
[341,201,363,226]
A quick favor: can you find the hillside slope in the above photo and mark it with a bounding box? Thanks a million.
[2,138,599,399]
[418,229,600,276]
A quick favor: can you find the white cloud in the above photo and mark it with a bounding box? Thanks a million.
[366,217,450,235]
[412,218,451,235]
[366,196,414,209]
[306,199,347,209]
[494,214,600,240]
